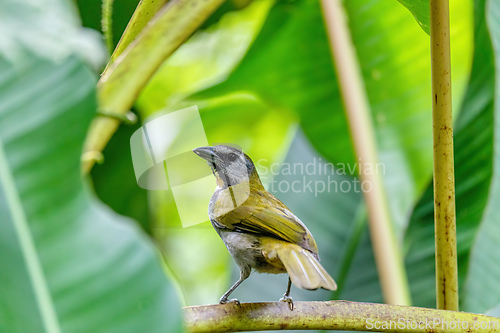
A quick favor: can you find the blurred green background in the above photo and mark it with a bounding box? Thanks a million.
[1,0,500,332]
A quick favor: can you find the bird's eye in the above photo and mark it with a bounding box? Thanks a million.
[227,153,237,162]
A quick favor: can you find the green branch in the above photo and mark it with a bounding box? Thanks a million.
[183,301,500,332]
[430,0,458,311]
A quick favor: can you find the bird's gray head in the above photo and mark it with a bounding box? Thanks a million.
[193,145,256,188]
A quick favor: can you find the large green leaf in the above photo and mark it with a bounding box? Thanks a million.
[396,0,430,34]
[0,0,183,331]
[0,0,106,70]
[404,0,497,309]
[463,0,500,313]
[0,52,183,333]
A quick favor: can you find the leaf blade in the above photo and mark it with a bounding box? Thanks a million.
[0,44,183,333]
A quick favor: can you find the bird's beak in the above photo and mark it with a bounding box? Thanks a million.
[193,146,218,162]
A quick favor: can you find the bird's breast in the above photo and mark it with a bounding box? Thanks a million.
[209,182,252,221]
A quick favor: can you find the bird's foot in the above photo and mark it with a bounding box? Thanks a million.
[279,295,294,311]
[219,297,240,306]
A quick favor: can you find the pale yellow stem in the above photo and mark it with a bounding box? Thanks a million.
[430,0,458,311]
[320,0,411,305]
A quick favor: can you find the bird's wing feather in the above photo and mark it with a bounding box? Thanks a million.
[232,206,306,244]
[215,187,318,253]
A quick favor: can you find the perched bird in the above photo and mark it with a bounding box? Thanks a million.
[193,145,337,310]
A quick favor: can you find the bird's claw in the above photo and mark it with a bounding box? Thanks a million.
[279,295,294,311]
[219,297,240,306]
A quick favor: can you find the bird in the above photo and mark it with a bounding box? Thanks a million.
[193,144,337,310]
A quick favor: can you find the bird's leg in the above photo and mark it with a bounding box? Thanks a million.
[219,279,244,305]
[279,277,294,311]
[219,268,250,305]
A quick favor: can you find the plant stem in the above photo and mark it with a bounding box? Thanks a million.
[320,0,411,305]
[101,0,114,54]
[430,0,458,311]
[183,301,500,333]
[82,0,225,173]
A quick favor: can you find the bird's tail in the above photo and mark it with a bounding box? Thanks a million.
[276,244,337,291]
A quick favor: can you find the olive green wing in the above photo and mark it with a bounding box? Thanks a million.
[218,191,318,254]
[233,206,305,241]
